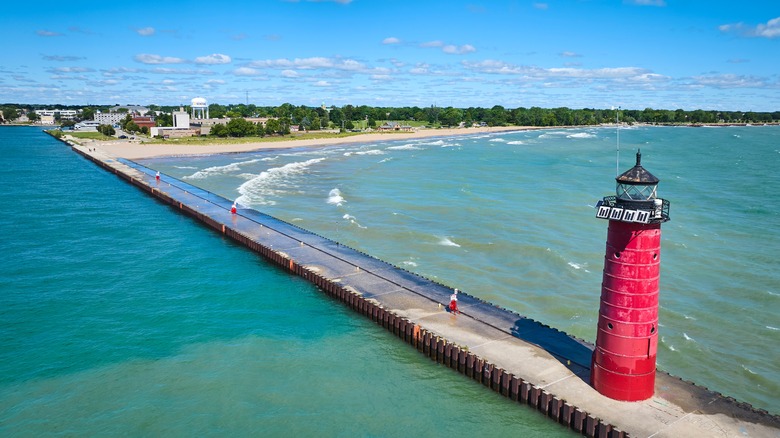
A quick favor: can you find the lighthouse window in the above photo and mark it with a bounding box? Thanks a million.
[607,323,613,330]
[653,253,658,260]
[614,252,621,259]
[651,325,655,334]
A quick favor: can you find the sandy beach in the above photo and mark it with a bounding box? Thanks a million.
[85,126,536,159]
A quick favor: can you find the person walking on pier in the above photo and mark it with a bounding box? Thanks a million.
[155,171,160,182]
[449,289,459,314]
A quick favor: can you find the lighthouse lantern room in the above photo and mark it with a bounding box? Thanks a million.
[591,150,670,402]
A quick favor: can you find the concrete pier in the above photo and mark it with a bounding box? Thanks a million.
[68,141,779,438]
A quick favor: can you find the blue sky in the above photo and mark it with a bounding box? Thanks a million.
[2,0,778,111]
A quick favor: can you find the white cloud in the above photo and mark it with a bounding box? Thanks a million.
[754,16,780,38]
[719,17,780,39]
[36,30,62,37]
[420,40,444,48]
[313,80,331,87]
[688,74,767,89]
[232,67,263,76]
[533,3,549,10]
[136,27,155,36]
[207,79,226,84]
[442,44,476,55]
[281,69,300,78]
[560,51,581,58]
[383,37,400,44]
[52,67,94,73]
[150,67,214,75]
[134,54,186,65]
[462,60,656,82]
[194,53,232,65]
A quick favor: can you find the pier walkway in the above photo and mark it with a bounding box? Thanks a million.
[70,142,779,438]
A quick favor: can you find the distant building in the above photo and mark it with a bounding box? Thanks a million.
[377,121,413,132]
[173,109,190,129]
[39,115,56,125]
[151,107,196,138]
[74,121,101,131]
[94,112,125,125]
[35,109,79,120]
[132,116,156,130]
[108,105,149,115]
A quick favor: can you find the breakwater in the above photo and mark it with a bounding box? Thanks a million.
[65,139,779,438]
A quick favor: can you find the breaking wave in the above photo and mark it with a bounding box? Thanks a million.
[184,158,263,180]
[327,188,345,206]
[235,158,325,206]
[567,132,597,139]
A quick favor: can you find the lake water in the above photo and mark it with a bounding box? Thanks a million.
[148,124,780,415]
[1,124,777,436]
[0,126,575,436]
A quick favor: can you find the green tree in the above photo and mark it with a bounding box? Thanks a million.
[98,124,116,136]
[210,123,228,137]
[439,107,463,127]
[27,112,40,122]
[1,107,19,122]
[226,117,256,137]
[125,121,140,133]
[156,113,173,127]
[80,107,95,121]
[265,118,281,135]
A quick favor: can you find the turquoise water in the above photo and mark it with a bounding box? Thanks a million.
[0,127,575,436]
[147,125,780,414]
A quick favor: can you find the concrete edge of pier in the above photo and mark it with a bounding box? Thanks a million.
[60,136,780,438]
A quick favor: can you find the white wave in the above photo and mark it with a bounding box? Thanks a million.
[438,237,461,247]
[344,149,385,157]
[327,188,345,206]
[683,314,697,320]
[741,364,758,375]
[507,140,525,145]
[235,158,325,206]
[403,260,418,267]
[184,158,263,180]
[387,144,422,151]
[538,131,569,138]
[683,333,695,342]
[343,213,367,229]
[419,139,446,146]
[489,138,507,142]
[567,132,596,139]
[568,262,584,270]
[767,290,779,296]
[174,165,198,169]
[767,326,779,331]
[669,345,676,351]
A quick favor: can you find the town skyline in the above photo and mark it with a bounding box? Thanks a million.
[2,0,779,112]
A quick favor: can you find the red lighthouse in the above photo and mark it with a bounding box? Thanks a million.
[591,150,670,401]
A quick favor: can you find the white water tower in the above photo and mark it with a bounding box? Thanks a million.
[191,97,209,119]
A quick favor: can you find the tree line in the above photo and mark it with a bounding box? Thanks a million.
[2,103,779,130]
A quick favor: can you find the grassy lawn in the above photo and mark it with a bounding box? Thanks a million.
[66,131,114,141]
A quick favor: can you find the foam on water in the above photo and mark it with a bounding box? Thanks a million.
[327,188,345,205]
[567,132,597,139]
[235,157,325,205]
[142,125,780,414]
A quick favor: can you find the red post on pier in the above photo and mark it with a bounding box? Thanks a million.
[591,150,670,401]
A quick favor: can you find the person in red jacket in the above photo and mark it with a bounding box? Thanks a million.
[449,289,459,314]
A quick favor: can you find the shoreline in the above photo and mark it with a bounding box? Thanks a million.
[84,126,538,159]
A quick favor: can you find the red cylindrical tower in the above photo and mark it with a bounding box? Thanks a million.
[591,150,670,401]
